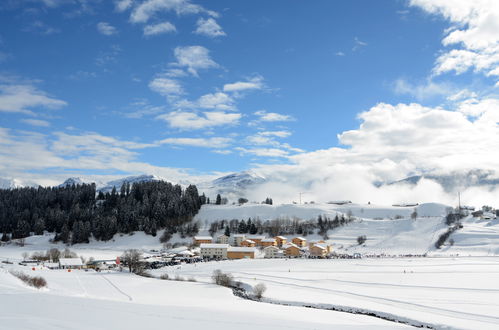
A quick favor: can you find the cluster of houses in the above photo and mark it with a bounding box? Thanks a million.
[193,234,333,260]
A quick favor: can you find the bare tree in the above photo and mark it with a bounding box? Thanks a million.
[411,209,418,221]
[253,283,266,300]
[22,252,29,260]
[122,249,142,273]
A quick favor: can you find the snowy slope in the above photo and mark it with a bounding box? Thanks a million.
[0,264,409,330]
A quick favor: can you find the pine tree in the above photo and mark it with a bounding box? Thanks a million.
[224,226,230,237]
[216,194,222,205]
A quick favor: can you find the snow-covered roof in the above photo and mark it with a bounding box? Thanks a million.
[228,247,256,253]
[200,243,229,249]
[312,244,327,250]
[262,238,276,242]
[242,239,255,244]
[263,245,280,250]
[293,237,306,241]
[233,234,246,238]
[275,236,287,239]
[283,243,299,249]
[194,236,213,240]
[248,235,265,240]
[59,258,83,266]
[217,234,228,238]
[176,250,194,256]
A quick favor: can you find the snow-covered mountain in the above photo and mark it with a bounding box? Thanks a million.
[57,177,89,187]
[0,177,38,189]
[97,174,166,193]
[389,169,499,193]
[197,171,267,198]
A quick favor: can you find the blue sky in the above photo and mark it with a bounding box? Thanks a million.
[0,0,498,195]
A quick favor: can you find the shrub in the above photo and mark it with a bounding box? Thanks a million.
[10,271,47,289]
[212,269,234,287]
[187,277,197,282]
[159,273,169,280]
[357,235,367,245]
[253,283,266,300]
[174,275,184,281]
[159,231,172,244]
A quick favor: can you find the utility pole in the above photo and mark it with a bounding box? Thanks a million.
[458,191,461,210]
[299,192,304,205]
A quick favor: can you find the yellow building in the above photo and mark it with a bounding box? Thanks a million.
[227,247,256,259]
[240,239,256,247]
[292,237,307,247]
[284,243,301,257]
[310,244,327,258]
[247,235,265,246]
[275,236,287,247]
[261,238,276,247]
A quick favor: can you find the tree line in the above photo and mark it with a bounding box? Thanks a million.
[0,180,206,244]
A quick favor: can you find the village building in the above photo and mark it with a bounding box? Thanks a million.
[200,243,229,259]
[227,247,256,259]
[261,238,277,247]
[193,236,213,245]
[247,235,265,246]
[240,239,256,247]
[292,237,307,247]
[275,236,287,247]
[283,243,302,257]
[59,258,83,269]
[217,234,229,244]
[264,246,281,258]
[310,244,328,258]
[232,234,246,246]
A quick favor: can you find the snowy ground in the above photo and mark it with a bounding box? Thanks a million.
[154,257,499,330]
[0,263,410,330]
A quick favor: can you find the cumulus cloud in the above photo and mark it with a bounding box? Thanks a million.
[97,22,118,36]
[172,45,219,76]
[143,21,176,36]
[115,0,133,12]
[156,110,241,130]
[235,147,290,158]
[393,78,454,100]
[410,0,499,80]
[0,79,67,114]
[157,137,232,148]
[194,17,226,37]
[244,98,499,206]
[130,0,217,24]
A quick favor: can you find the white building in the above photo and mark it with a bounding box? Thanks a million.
[217,234,229,244]
[59,258,83,269]
[263,246,281,258]
[200,243,229,259]
[232,234,246,246]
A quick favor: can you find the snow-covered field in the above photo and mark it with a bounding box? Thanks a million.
[154,257,499,330]
[0,263,410,330]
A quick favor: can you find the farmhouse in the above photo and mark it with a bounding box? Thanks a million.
[261,238,277,247]
[227,247,256,259]
[292,237,307,247]
[193,236,213,245]
[275,236,287,247]
[217,234,229,244]
[283,243,302,257]
[240,239,256,247]
[264,246,281,258]
[59,258,83,269]
[200,243,229,259]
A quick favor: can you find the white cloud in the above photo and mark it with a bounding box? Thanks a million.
[97,22,118,36]
[20,118,50,127]
[235,147,289,158]
[130,0,217,24]
[143,21,176,36]
[115,0,133,12]
[259,130,292,138]
[223,76,264,92]
[352,37,367,51]
[410,0,499,80]
[172,45,219,76]
[194,17,226,37]
[335,51,345,56]
[0,80,67,114]
[197,92,234,110]
[148,77,184,96]
[254,110,294,122]
[157,111,241,130]
[157,137,232,148]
